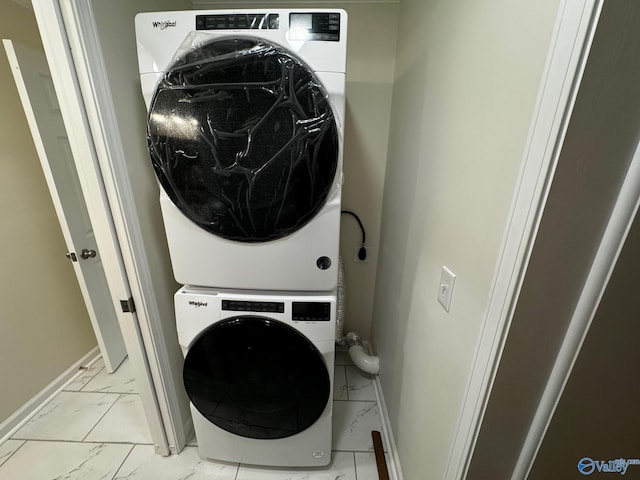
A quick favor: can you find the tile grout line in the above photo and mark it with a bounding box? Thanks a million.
[81,393,123,443]
[0,440,26,469]
[333,399,376,403]
[76,367,104,393]
[76,389,137,395]
[108,442,136,480]
[352,451,358,480]
[6,438,146,446]
[77,366,106,393]
[233,459,240,480]
[332,449,375,453]
[345,365,351,401]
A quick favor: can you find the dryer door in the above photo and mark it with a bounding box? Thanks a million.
[147,37,339,243]
[183,316,331,439]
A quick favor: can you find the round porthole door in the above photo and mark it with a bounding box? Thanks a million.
[147,37,339,243]
[183,317,331,439]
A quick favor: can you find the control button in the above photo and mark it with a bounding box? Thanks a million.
[268,14,280,29]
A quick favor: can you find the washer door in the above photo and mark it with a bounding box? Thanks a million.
[183,316,331,439]
[147,37,339,243]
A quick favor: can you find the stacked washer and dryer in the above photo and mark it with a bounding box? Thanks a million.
[135,10,347,467]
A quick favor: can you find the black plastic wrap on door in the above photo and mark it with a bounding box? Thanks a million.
[147,35,340,242]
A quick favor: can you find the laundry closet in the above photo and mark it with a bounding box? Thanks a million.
[37,0,399,463]
[24,0,589,478]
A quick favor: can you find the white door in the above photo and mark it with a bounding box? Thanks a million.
[3,39,127,373]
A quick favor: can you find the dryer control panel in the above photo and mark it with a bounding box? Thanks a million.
[289,13,341,41]
[194,12,341,41]
[196,13,280,30]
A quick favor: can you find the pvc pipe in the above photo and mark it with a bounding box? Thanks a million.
[348,344,380,375]
[335,256,380,374]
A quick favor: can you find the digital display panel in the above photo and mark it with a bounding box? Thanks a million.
[292,302,331,322]
[289,13,340,41]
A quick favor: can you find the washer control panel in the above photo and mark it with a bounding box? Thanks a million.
[222,300,284,313]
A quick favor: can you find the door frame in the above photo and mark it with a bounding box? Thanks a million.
[30,0,171,456]
[58,0,188,453]
[444,0,604,478]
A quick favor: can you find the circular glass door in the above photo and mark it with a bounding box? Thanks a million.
[147,37,339,243]
[183,317,331,439]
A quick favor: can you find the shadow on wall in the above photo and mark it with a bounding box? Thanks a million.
[370,47,430,434]
[340,79,393,339]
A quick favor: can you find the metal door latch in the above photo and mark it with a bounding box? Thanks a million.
[65,251,78,262]
[80,249,97,259]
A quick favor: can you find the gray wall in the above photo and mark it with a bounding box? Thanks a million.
[468,1,640,478]
[529,203,640,478]
[0,0,96,423]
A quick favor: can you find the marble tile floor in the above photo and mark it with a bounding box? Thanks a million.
[0,350,388,479]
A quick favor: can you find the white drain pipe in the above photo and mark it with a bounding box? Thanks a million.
[346,333,380,375]
[336,257,380,375]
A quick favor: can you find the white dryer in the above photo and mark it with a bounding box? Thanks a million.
[135,10,347,291]
[175,287,336,467]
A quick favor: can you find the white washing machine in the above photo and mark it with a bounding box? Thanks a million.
[135,10,347,291]
[175,287,336,467]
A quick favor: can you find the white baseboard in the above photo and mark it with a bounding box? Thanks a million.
[371,364,404,480]
[0,347,100,442]
[352,341,404,479]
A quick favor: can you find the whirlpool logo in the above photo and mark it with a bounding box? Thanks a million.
[188,301,208,308]
[152,20,176,30]
[578,457,640,476]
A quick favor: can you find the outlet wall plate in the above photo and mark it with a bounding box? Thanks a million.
[438,266,456,312]
[353,246,371,263]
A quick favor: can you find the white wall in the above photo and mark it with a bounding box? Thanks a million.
[371,1,560,478]
[0,0,96,423]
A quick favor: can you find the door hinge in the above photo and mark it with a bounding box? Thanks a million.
[120,297,136,313]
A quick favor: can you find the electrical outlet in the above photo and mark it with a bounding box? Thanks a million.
[437,266,456,312]
[353,246,370,263]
